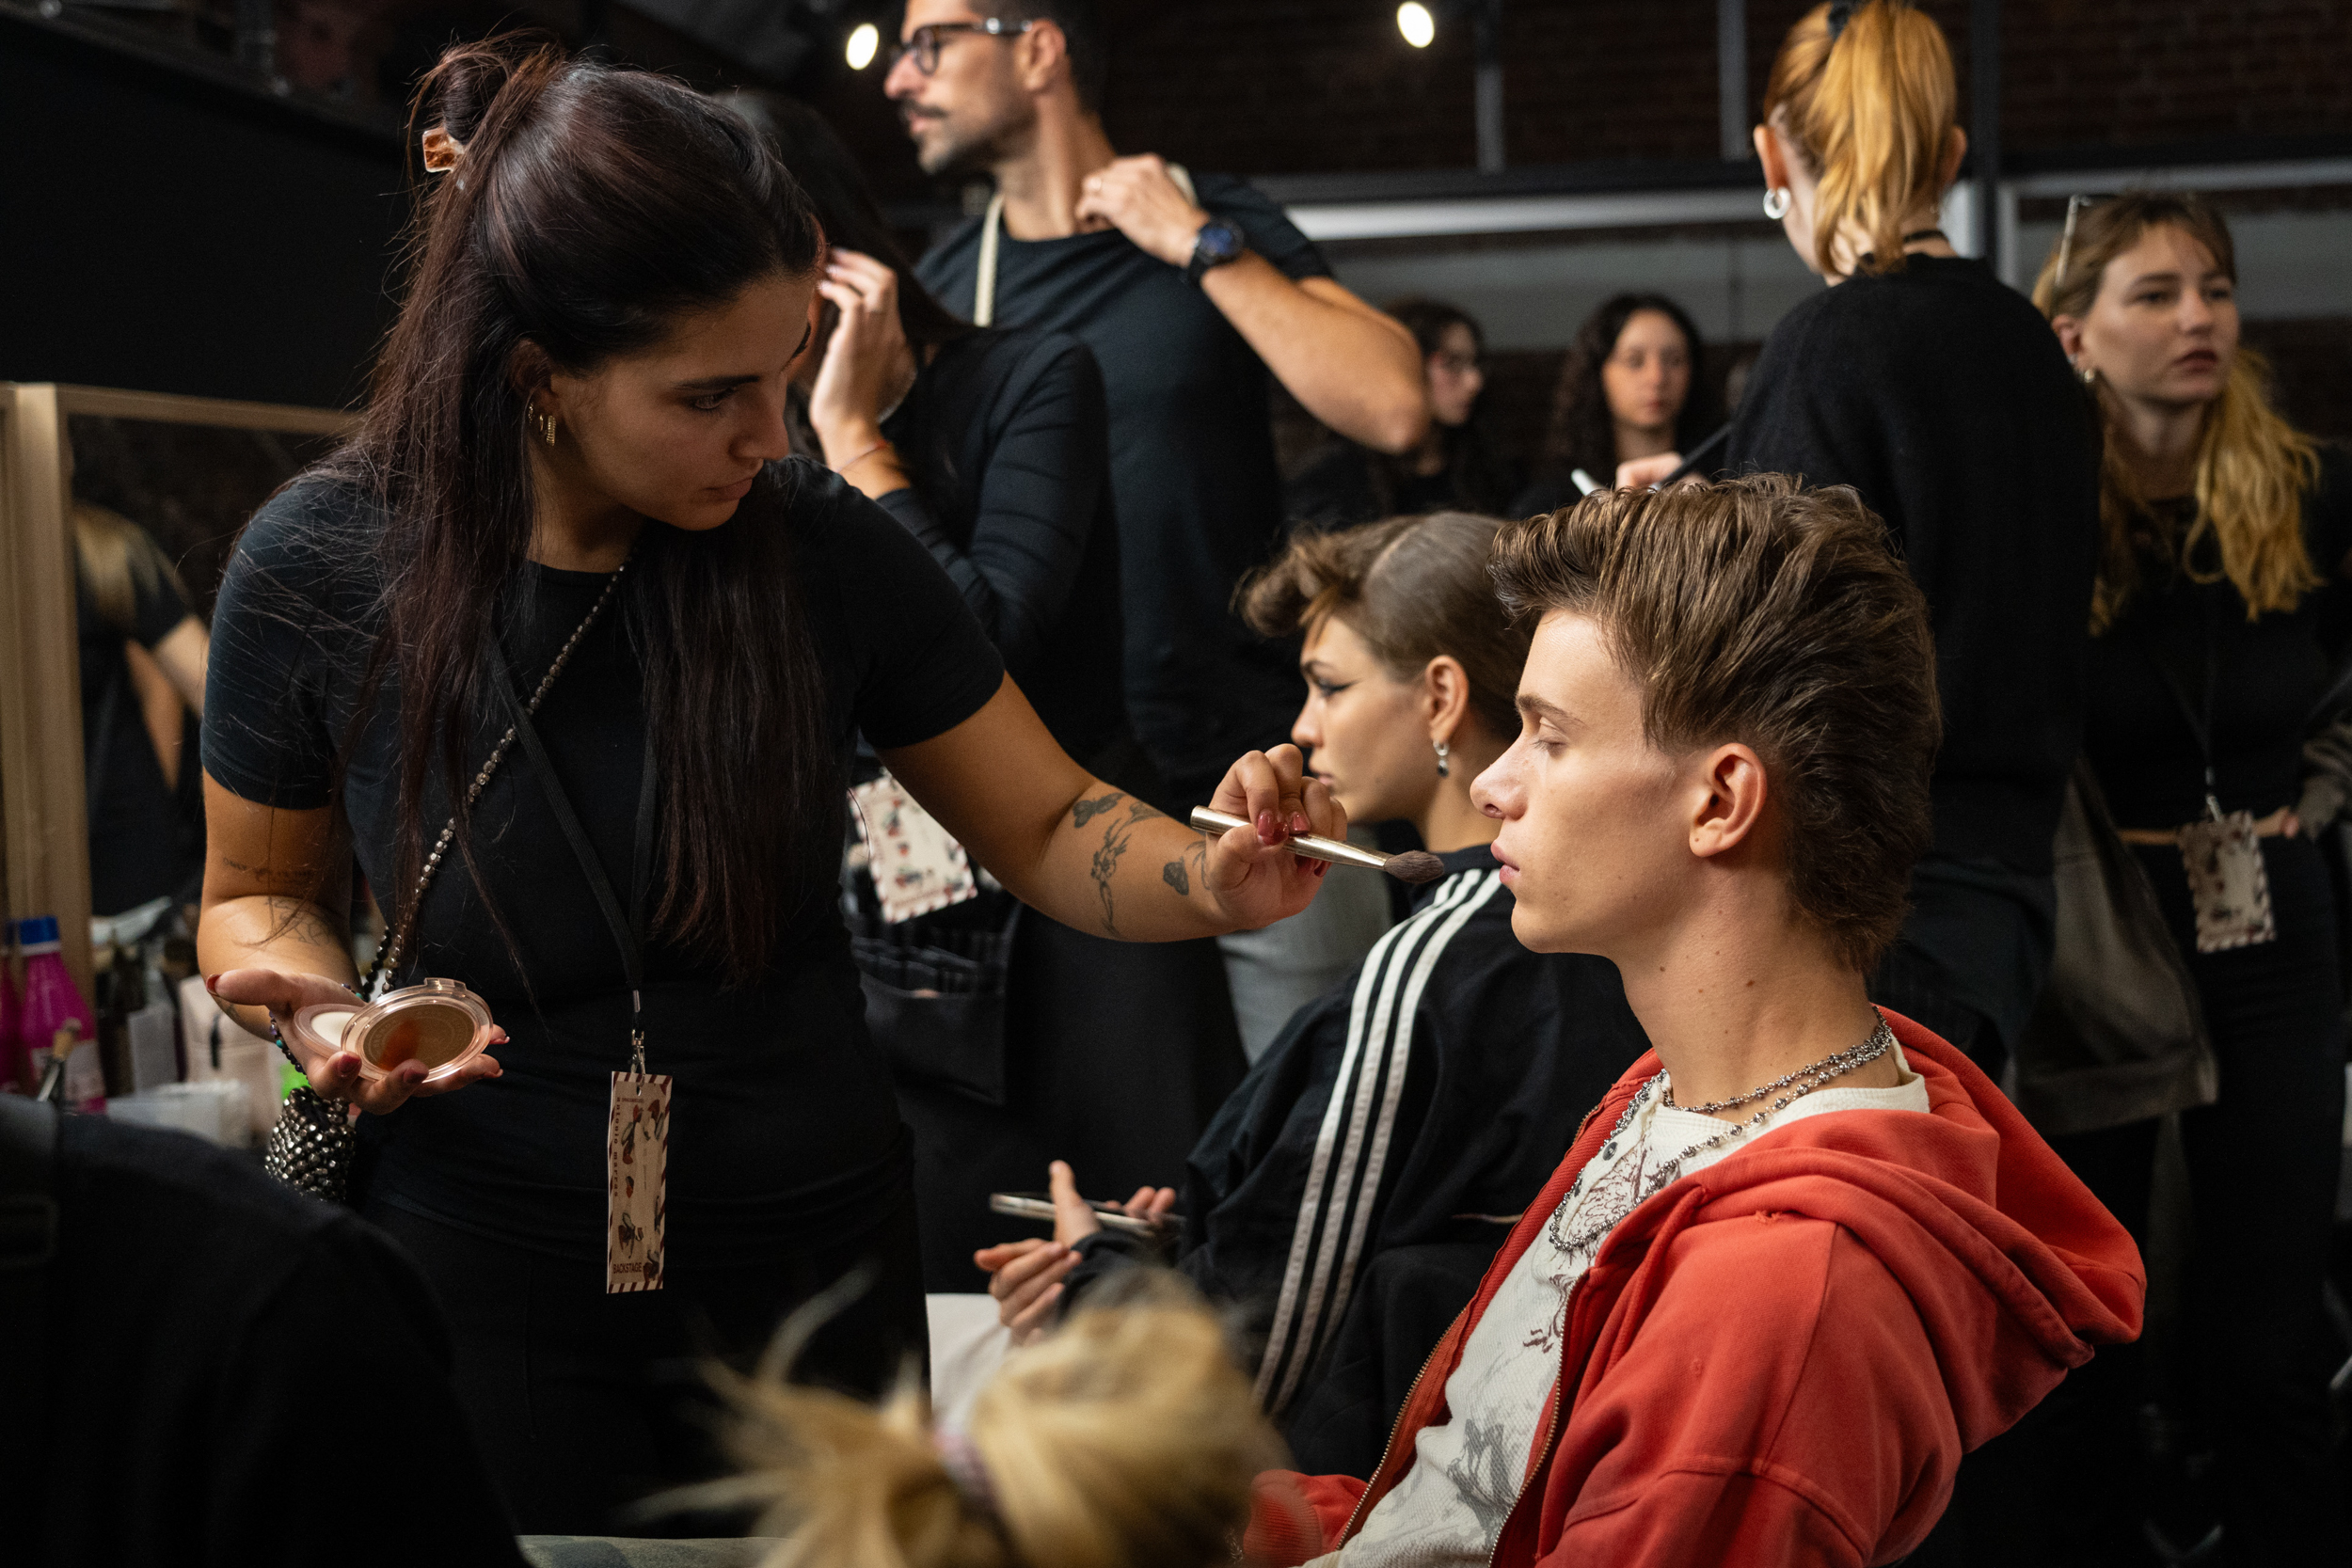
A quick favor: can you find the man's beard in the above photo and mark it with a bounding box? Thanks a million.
[907,103,1016,178]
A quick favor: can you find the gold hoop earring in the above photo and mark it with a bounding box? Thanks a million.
[531,406,558,446]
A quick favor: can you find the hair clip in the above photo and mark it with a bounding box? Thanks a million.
[1826,1,1854,41]
[2053,193,2093,292]
[421,125,468,175]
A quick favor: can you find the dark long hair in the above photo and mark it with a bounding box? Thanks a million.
[1371,298,1517,515]
[1537,293,1718,488]
[722,90,975,351]
[325,38,830,984]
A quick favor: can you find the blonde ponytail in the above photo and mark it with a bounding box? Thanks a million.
[1764,0,1958,277]
[703,1282,1284,1568]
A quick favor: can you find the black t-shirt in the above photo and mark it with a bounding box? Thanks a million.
[27,1111,523,1566]
[915,173,1333,800]
[1284,440,1481,531]
[879,325,1126,763]
[1725,256,2102,876]
[76,530,197,915]
[2083,444,2352,828]
[201,462,1005,1264]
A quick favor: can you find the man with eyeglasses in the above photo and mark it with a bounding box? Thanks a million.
[893,0,1431,1059]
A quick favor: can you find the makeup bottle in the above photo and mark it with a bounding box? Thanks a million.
[20,916,102,1109]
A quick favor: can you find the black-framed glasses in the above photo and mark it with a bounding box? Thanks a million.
[889,18,1035,75]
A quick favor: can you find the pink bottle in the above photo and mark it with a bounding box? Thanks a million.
[19,916,102,1109]
[0,920,24,1093]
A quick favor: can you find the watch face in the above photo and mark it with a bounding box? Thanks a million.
[1199,219,1246,262]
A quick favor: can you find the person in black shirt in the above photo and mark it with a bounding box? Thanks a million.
[973,514,1648,1474]
[889,0,1425,1059]
[1514,293,1718,517]
[198,42,1345,1536]
[1287,299,1519,531]
[73,501,210,915]
[723,90,1248,1291]
[3,1097,523,1567]
[1654,0,2099,1075]
[2032,190,2348,1567]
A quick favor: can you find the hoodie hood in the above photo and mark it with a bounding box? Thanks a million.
[1586,1008,2144,1447]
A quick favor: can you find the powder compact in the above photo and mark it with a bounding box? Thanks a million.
[289,979,494,1085]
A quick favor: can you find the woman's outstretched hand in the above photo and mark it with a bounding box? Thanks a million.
[973,1160,1176,1346]
[206,967,504,1116]
[1201,742,1345,932]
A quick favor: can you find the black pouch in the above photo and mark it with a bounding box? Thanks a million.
[848,878,1022,1108]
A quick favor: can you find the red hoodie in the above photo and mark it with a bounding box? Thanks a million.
[1248,1010,2143,1567]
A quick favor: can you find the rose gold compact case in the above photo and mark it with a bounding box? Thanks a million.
[289,979,493,1085]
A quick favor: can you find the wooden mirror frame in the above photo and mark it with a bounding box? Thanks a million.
[0,384,353,995]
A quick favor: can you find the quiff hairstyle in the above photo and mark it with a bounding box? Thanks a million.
[1490,475,1940,972]
[1241,511,1532,743]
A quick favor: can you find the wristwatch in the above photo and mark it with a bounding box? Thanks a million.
[1184,217,1248,285]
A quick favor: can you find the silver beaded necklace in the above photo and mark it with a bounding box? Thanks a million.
[368,549,638,998]
[1546,1017,1898,1262]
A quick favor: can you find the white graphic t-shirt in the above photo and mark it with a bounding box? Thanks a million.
[1322,1047,1931,1567]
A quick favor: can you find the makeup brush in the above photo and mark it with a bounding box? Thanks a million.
[1189,807,1447,885]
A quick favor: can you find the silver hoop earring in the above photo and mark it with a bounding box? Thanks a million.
[1434,739,1451,778]
[1762,187,1791,221]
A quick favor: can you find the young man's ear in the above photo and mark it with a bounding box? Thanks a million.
[1687,742,1769,861]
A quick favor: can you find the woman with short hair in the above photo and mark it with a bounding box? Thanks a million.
[2033,188,2349,1564]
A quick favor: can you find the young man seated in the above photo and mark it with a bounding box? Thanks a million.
[1248,476,2144,1566]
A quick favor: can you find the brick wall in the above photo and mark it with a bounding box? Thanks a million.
[818,0,2352,198]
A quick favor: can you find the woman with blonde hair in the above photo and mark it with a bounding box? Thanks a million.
[2032,189,2348,1565]
[1647,1,2103,1098]
[697,1282,1286,1568]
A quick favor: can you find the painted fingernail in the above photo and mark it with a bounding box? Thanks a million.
[203,974,219,993]
[1291,811,1311,834]
[1256,810,1278,841]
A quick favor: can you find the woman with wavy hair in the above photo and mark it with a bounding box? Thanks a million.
[1514,293,1716,515]
[2033,188,2349,1564]
[196,38,1340,1533]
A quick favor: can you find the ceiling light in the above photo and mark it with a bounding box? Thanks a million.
[845,21,880,69]
[1397,2,1436,48]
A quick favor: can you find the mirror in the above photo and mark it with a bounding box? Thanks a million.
[0,384,351,998]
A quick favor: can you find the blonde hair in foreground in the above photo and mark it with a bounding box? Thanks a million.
[2030,189,2320,632]
[688,1278,1284,1568]
[1763,0,1958,277]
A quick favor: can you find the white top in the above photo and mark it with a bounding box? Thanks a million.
[1323,1048,1931,1567]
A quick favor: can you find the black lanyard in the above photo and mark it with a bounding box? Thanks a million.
[488,641,659,1071]
[2132,613,2225,821]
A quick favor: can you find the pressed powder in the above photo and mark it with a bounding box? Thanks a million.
[289,979,493,1085]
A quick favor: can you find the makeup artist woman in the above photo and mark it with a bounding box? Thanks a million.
[195,43,1338,1536]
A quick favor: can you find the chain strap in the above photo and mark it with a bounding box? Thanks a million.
[369,548,638,999]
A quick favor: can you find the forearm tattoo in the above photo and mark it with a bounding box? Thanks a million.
[1162,838,1207,897]
[1069,791,1173,935]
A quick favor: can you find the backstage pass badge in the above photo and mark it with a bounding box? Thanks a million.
[849,770,979,924]
[606,1069,672,1293]
[2178,810,2278,954]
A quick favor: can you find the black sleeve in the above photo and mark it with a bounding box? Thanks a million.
[876,338,1110,679]
[800,463,1009,750]
[199,483,363,811]
[1197,173,1332,283]
[204,1216,526,1566]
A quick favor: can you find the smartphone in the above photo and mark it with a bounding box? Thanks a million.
[988,1191,1181,1238]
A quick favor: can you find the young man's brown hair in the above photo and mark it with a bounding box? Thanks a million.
[1489,473,1940,970]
